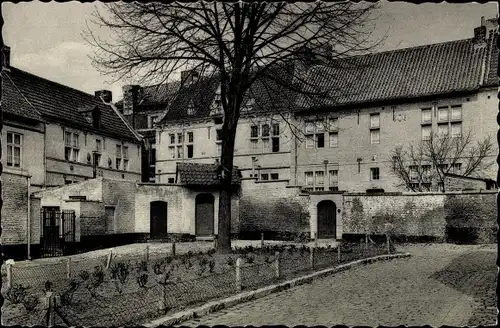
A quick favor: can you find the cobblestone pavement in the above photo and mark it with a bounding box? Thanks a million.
[181,244,497,327]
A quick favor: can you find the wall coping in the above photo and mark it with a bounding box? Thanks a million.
[255,179,290,184]
[343,190,498,197]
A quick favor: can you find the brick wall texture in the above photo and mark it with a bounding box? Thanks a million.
[1,173,41,245]
[342,192,497,242]
[239,185,310,234]
[79,201,106,236]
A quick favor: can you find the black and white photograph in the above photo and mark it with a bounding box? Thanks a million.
[0,0,498,326]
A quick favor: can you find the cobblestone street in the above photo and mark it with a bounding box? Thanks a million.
[181,244,497,327]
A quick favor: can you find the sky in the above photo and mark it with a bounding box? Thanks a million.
[2,1,498,102]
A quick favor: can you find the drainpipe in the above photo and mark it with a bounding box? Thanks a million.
[27,175,32,260]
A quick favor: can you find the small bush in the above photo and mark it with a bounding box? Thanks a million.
[135,260,148,273]
[44,280,53,293]
[226,256,235,267]
[22,294,40,312]
[110,262,131,294]
[5,284,28,304]
[245,253,255,264]
[89,265,105,289]
[136,273,149,288]
[208,259,216,273]
[61,279,80,305]
[79,270,90,281]
[153,259,166,275]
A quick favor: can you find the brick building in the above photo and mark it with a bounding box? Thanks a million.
[1,46,142,258]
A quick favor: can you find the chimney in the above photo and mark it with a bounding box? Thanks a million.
[180,69,200,86]
[95,90,113,103]
[2,45,10,70]
[473,25,487,44]
[122,85,141,116]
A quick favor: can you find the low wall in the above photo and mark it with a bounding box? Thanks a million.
[239,184,311,240]
[342,191,497,243]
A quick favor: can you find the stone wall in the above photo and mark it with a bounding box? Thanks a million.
[103,179,137,233]
[342,191,497,243]
[1,173,30,245]
[80,201,106,236]
[444,175,489,191]
[239,183,310,239]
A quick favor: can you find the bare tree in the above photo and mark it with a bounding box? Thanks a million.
[85,1,380,252]
[390,130,495,192]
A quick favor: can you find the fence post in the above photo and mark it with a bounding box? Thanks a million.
[172,241,176,257]
[260,233,264,248]
[386,233,390,254]
[337,242,341,262]
[213,235,218,250]
[314,232,318,248]
[66,257,71,279]
[44,291,56,327]
[145,245,150,262]
[158,285,167,314]
[310,247,315,269]
[105,249,113,270]
[6,262,13,289]
[235,257,242,291]
[274,251,280,278]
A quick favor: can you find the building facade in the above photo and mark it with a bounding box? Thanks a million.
[1,46,143,258]
[124,18,498,194]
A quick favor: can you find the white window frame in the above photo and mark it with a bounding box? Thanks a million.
[422,125,431,141]
[370,167,380,180]
[6,132,22,168]
[370,129,380,144]
[438,106,449,122]
[116,144,122,170]
[421,108,432,123]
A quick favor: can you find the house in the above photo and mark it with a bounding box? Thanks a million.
[33,163,241,255]
[1,45,143,258]
[443,173,498,191]
[122,17,498,195]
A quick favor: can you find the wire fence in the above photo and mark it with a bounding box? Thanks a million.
[2,238,396,327]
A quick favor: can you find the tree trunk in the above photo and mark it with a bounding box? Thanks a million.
[217,182,232,253]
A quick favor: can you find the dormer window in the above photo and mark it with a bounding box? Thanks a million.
[242,98,255,112]
[187,101,196,116]
[210,85,223,116]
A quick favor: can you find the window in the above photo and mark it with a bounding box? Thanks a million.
[216,129,223,141]
[262,138,271,152]
[250,126,259,138]
[272,138,280,153]
[422,125,431,140]
[370,167,380,180]
[421,108,432,123]
[451,122,462,138]
[116,144,122,170]
[262,124,270,137]
[452,163,462,174]
[251,139,259,153]
[271,173,279,180]
[6,132,22,167]
[168,146,175,159]
[409,165,419,181]
[272,123,280,136]
[370,129,380,144]
[328,118,339,132]
[304,171,314,191]
[370,113,380,128]
[96,139,102,153]
[305,135,314,149]
[438,163,448,172]
[329,170,339,191]
[177,133,183,144]
[187,145,194,158]
[169,134,175,144]
[123,159,129,171]
[64,132,79,162]
[187,132,194,143]
[123,146,129,159]
[305,120,326,149]
[216,143,222,156]
[261,173,269,181]
[438,106,449,122]
[316,134,325,148]
[94,153,102,167]
[451,105,462,120]
[149,115,159,128]
[314,171,324,190]
[438,123,449,137]
[329,132,338,148]
[168,178,175,184]
[422,165,432,180]
[177,146,183,158]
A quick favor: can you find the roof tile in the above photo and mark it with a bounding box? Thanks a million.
[176,162,241,186]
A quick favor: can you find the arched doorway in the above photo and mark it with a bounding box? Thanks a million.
[317,200,337,238]
[150,201,168,239]
[195,193,215,236]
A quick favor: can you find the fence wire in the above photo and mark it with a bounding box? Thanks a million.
[2,241,395,327]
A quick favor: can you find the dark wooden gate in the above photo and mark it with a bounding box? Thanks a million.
[317,200,337,239]
[40,208,76,257]
[195,193,215,237]
[150,201,168,239]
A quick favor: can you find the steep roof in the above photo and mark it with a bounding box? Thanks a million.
[5,67,140,142]
[115,81,182,111]
[1,71,43,121]
[297,36,497,110]
[176,162,241,186]
[483,33,498,87]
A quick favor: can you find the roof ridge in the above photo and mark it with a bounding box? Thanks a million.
[2,70,44,121]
